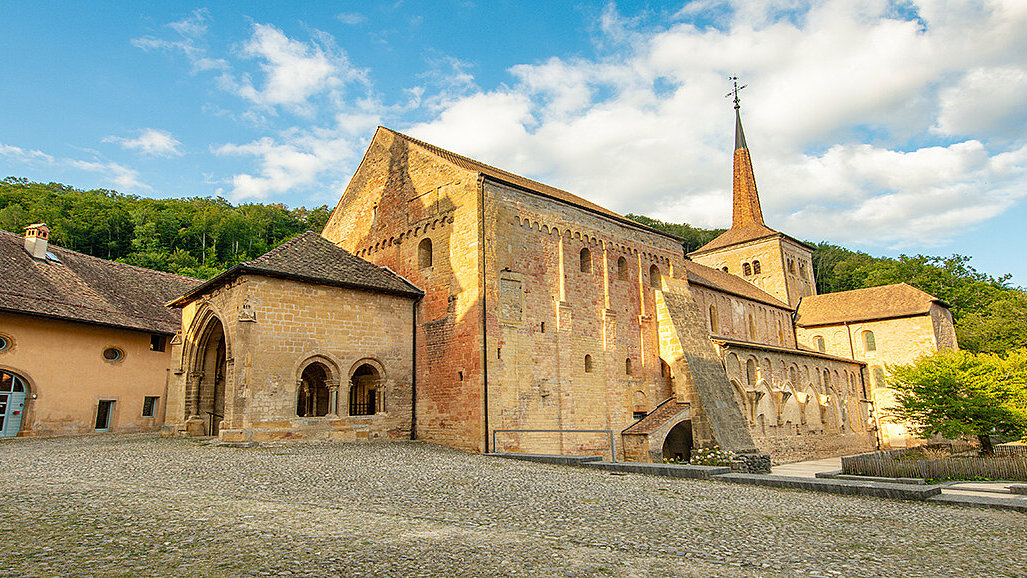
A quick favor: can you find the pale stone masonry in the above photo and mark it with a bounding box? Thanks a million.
[164,233,421,442]
[156,106,955,464]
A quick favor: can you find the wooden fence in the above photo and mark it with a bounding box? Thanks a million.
[842,446,1027,481]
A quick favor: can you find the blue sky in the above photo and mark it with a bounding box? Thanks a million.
[1,1,1025,286]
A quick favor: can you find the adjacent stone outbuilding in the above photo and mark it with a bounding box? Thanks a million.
[164,232,422,443]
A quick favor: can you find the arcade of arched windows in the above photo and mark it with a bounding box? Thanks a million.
[722,350,867,436]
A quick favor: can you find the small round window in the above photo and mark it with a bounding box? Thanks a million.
[0,335,9,352]
[103,347,124,362]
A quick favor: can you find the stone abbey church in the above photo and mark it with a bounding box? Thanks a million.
[0,108,955,465]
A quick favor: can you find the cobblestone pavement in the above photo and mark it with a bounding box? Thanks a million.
[0,435,1024,577]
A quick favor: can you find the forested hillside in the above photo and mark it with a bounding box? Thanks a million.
[1,179,1023,353]
[629,215,1027,355]
[0,178,330,279]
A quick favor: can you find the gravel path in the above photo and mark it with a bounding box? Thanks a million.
[0,434,1024,577]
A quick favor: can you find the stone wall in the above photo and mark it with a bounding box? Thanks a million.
[656,278,759,454]
[483,180,686,458]
[717,342,875,462]
[167,275,415,442]
[795,310,955,449]
[690,236,815,308]
[322,129,487,452]
[689,284,795,348]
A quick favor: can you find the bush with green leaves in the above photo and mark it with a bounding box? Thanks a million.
[889,348,1027,455]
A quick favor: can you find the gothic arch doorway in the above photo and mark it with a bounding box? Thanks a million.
[190,315,227,436]
[662,420,693,462]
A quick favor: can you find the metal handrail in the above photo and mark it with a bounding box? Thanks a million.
[205,410,224,436]
[491,429,617,462]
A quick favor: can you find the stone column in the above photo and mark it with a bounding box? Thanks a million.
[184,371,206,437]
[187,371,204,418]
[297,380,309,417]
[327,380,340,417]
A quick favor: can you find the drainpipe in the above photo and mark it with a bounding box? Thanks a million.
[478,174,490,453]
[411,295,421,440]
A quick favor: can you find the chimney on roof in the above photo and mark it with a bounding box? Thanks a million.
[23,223,50,260]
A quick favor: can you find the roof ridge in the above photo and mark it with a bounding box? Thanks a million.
[379,127,685,242]
[0,228,197,283]
[247,230,320,265]
[382,127,533,186]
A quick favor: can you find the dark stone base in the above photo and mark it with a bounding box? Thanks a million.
[731,451,772,474]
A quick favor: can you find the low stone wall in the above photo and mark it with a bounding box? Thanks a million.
[219,416,409,443]
[842,447,1027,481]
[754,429,876,464]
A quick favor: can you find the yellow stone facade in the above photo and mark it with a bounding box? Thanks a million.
[164,274,415,442]
[796,303,957,448]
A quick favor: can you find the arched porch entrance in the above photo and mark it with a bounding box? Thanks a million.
[662,420,693,462]
[187,315,228,436]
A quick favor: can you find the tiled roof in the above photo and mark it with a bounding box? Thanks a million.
[381,127,684,242]
[622,398,689,435]
[0,229,198,334]
[170,232,423,306]
[682,260,791,310]
[794,283,946,327]
[688,223,782,255]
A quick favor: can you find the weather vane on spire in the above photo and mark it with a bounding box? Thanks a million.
[726,76,747,110]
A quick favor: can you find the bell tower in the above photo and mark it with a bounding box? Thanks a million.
[688,79,816,308]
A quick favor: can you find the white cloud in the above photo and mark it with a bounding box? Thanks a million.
[934,66,1027,138]
[336,12,367,25]
[213,125,361,202]
[132,9,229,73]
[402,0,1027,249]
[0,144,54,164]
[70,160,150,192]
[104,129,183,157]
[233,24,366,112]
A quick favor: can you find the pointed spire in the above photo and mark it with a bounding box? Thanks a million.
[728,78,765,228]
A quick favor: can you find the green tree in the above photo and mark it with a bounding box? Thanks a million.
[889,349,1027,454]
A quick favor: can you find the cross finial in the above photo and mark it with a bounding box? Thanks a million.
[725,76,747,110]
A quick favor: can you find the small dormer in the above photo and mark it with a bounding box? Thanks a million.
[23,223,50,260]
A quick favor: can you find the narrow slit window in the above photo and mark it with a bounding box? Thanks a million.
[625,358,632,375]
[649,264,661,288]
[579,247,592,273]
[617,256,628,280]
[584,355,593,373]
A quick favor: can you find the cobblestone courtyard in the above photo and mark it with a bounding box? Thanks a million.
[0,435,1024,577]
